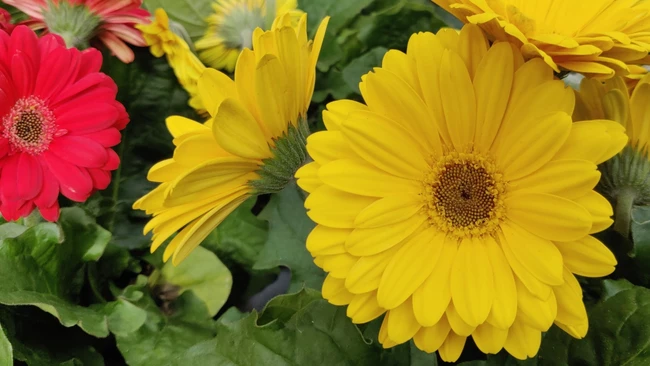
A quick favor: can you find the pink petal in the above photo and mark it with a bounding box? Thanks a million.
[77,48,103,77]
[38,201,60,222]
[0,138,10,158]
[51,73,110,106]
[88,168,111,190]
[34,47,74,100]
[55,103,119,134]
[113,101,129,130]
[16,153,42,200]
[97,32,135,63]
[34,163,59,208]
[49,135,108,168]
[43,151,93,202]
[11,52,35,97]
[0,154,19,202]
[78,128,121,147]
[103,148,120,170]
[0,200,33,221]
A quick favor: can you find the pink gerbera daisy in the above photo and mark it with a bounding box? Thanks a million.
[0,26,128,222]
[4,0,149,63]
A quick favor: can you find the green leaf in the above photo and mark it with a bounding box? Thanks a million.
[629,205,650,284]
[300,0,377,35]
[0,306,104,366]
[171,289,378,365]
[203,197,269,270]
[0,208,115,337]
[601,279,636,301]
[0,322,11,366]
[116,289,218,366]
[154,246,233,317]
[143,0,213,42]
[253,184,325,291]
[341,47,388,93]
[538,285,650,366]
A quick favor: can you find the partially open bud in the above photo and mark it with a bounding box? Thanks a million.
[574,75,650,238]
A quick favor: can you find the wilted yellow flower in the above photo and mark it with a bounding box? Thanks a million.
[196,0,303,72]
[296,24,626,361]
[137,8,207,113]
[575,73,650,237]
[432,0,650,79]
[133,14,328,265]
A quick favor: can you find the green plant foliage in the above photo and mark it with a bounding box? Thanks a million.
[143,0,213,42]
[0,322,11,366]
[153,247,233,317]
[253,184,325,291]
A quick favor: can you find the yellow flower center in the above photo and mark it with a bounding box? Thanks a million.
[423,152,506,238]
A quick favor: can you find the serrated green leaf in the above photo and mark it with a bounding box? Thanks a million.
[143,0,213,42]
[300,0,376,35]
[156,246,232,317]
[0,322,12,366]
[253,184,324,291]
[171,289,378,365]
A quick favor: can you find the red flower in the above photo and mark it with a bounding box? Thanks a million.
[4,0,149,63]
[0,26,128,221]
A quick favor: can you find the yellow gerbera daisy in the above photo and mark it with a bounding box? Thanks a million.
[296,24,627,361]
[137,8,207,113]
[574,73,650,237]
[432,0,650,79]
[196,0,303,72]
[133,14,329,265]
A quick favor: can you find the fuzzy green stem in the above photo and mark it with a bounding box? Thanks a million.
[614,187,637,239]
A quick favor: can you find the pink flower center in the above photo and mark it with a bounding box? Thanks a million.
[3,96,59,155]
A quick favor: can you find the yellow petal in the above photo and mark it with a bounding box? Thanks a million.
[322,100,368,131]
[295,161,322,193]
[438,331,467,363]
[412,237,457,327]
[631,81,650,149]
[166,115,209,138]
[346,214,426,256]
[498,230,552,300]
[213,98,272,159]
[505,192,592,242]
[484,235,517,329]
[171,192,248,264]
[306,131,356,165]
[413,315,452,353]
[472,322,508,355]
[341,110,429,180]
[499,220,564,286]
[163,218,198,262]
[386,298,421,344]
[320,252,358,279]
[362,68,441,155]
[173,133,226,167]
[576,190,615,234]
[446,302,476,337]
[275,27,301,122]
[147,159,181,183]
[381,49,420,96]
[377,229,443,309]
[511,159,600,199]
[345,246,399,294]
[347,291,384,324]
[554,267,589,329]
[307,17,329,104]
[458,23,488,79]
[450,237,494,326]
[553,120,628,165]
[255,54,288,138]
[515,278,557,331]
[555,236,617,277]
[322,275,354,305]
[198,68,238,116]
[496,111,572,181]
[354,194,424,228]
[504,318,542,360]
[235,49,265,136]
[305,225,350,256]
[318,159,421,197]
[473,42,514,153]
[305,185,377,228]
[440,49,477,152]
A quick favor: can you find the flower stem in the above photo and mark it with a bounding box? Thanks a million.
[614,187,637,239]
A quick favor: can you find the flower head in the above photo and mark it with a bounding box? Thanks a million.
[296,24,626,361]
[432,0,650,79]
[137,8,207,113]
[133,14,328,265]
[196,0,303,72]
[0,26,128,222]
[5,0,149,63]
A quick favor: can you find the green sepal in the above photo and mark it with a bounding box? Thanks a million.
[249,117,310,195]
[43,0,101,49]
